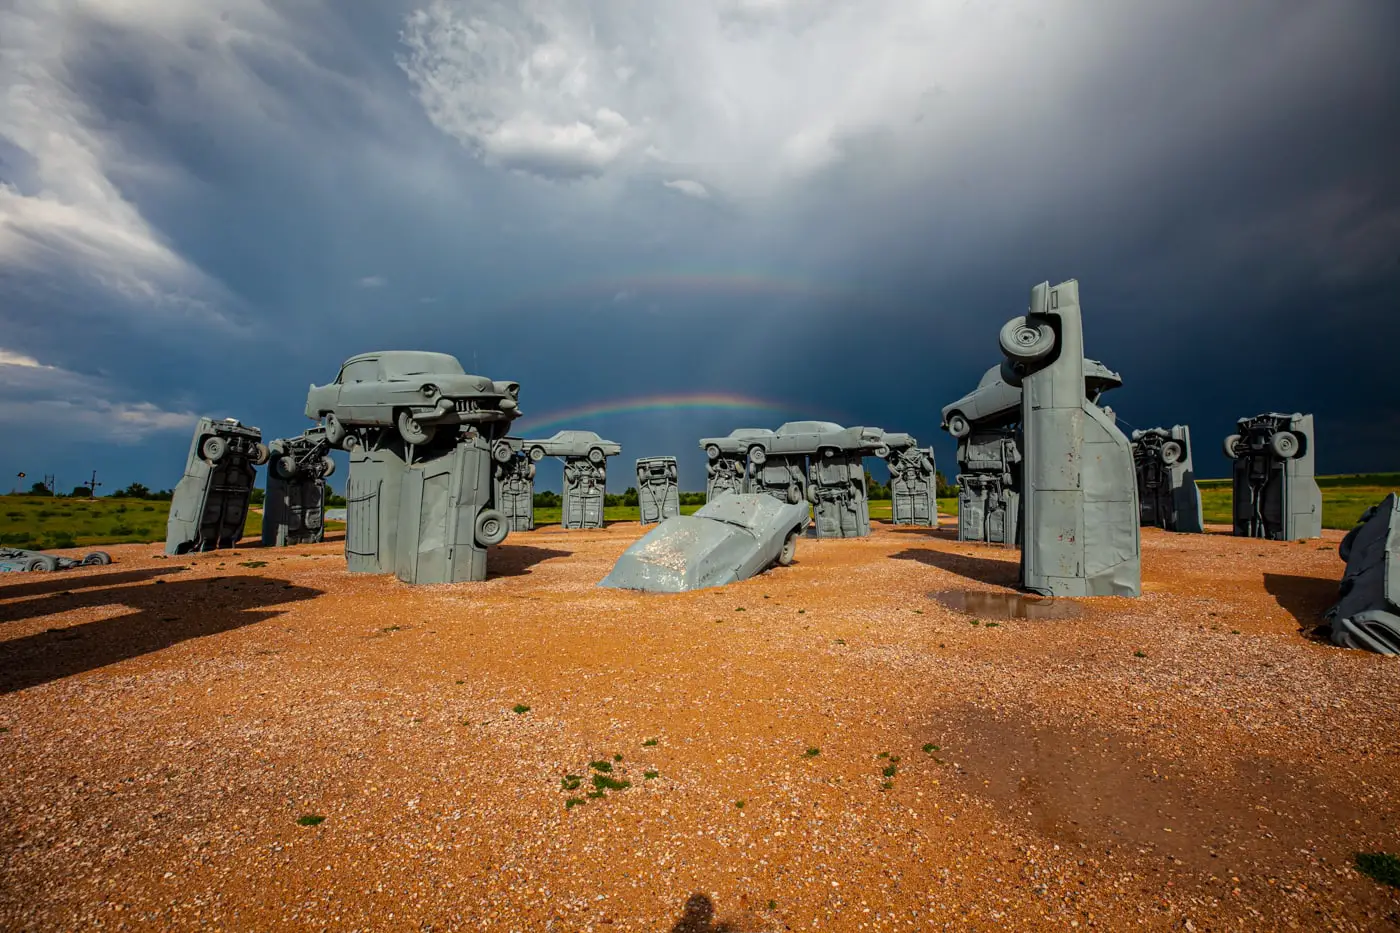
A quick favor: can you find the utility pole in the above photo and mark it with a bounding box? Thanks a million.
[43,473,55,495]
[12,472,23,495]
[88,470,101,500]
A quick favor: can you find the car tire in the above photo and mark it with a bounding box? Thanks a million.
[273,455,299,480]
[1159,440,1184,465]
[1270,431,1300,459]
[786,484,803,504]
[526,463,536,480]
[806,483,820,504]
[251,443,270,466]
[873,445,890,459]
[705,444,721,461]
[666,464,677,482]
[748,446,766,466]
[82,551,112,566]
[474,509,509,547]
[493,442,513,464]
[201,436,228,463]
[999,315,1057,363]
[529,446,545,463]
[777,530,799,567]
[24,555,58,572]
[1223,434,1242,459]
[397,410,435,446]
[588,448,605,466]
[320,457,335,478]
[324,414,347,447]
[946,413,971,438]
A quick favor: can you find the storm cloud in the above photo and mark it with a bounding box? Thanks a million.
[1,0,1397,493]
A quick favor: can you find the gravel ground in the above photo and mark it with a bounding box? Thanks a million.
[1,521,1397,931]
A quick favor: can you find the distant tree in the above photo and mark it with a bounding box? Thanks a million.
[111,482,152,499]
[249,488,266,506]
[71,486,92,498]
[935,470,958,498]
[27,482,53,497]
[622,486,639,507]
[678,491,707,506]
[150,489,174,501]
[533,490,561,508]
[864,470,890,501]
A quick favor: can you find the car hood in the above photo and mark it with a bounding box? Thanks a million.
[599,516,755,592]
[389,373,504,396]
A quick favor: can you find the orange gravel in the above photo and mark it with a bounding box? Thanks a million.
[2,520,1398,931]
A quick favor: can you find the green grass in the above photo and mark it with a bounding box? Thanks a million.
[0,494,344,548]
[868,499,958,520]
[1195,473,1398,530]
[1355,852,1400,888]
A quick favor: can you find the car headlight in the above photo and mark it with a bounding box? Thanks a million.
[421,384,439,398]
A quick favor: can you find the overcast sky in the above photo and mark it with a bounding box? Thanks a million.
[2,0,1397,494]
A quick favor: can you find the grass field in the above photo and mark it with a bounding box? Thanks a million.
[1196,472,1399,530]
[0,496,345,550]
[2,474,1394,548]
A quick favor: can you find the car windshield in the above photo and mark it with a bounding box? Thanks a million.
[381,352,465,378]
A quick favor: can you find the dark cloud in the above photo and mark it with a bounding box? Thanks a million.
[0,0,1396,496]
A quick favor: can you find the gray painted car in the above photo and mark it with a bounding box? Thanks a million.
[1326,492,1400,654]
[752,421,889,461]
[0,547,112,572]
[699,428,776,461]
[940,360,1123,437]
[598,494,810,593]
[523,430,622,464]
[305,351,520,448]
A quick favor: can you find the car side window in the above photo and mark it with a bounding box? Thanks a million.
[340,359,379,384]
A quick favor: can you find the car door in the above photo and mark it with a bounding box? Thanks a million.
[339,358,382,424]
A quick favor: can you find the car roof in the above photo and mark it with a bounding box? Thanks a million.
[776,421,844,434]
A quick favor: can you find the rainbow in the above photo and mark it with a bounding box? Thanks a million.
[512,392,802,435]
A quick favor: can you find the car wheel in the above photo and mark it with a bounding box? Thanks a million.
[320,457,335,478]
[24,555,58,572]
[946,413,970,438]
[474,509,509,547]
[274,455,299,480]
[705,444,721,461]
[526,463,536,479]
[588,448,605,466]
[201,435,228,463]
[1159,440,1184,465]
[748,446,766,466]
[82,551,113,566]
[999,359,1024,388]
[251,443,270,466]
[786,484,803,504]
[1223,434,1242,459]
[999,315,1057,362]
[324,413,347,447]
[492,442,514,464]
[666,464,677,482]
[777,530,799,567]
[806,483,820,504]
[397,410,436,446]
[529,446,545,463]
[1270,431,1300,459]
[873,445,890,459]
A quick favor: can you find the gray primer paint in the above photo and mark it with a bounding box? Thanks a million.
[1000,279,1141,597]
[885,441,939,527]
[165,417,269,555]
[492,437,535,532]
[636,456,681,524]
[1326,492,1400,654]
[1226,412,1322,540]
[262,427,333,547]
[1130,425,1204,534]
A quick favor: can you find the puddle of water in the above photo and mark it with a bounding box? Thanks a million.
[928,589,1081,620]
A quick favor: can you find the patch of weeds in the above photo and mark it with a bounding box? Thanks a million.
[922,743,940,754]
[882,764,897,778]
[969,618,980,626]
[592,774,631,792]
[804,747,820,758]
[1231,630,1241,635]
[613,753,623,762]
[296,814,326,827]
[1133,650,1147,658]
[734,607,745,612]
[734,800,745,809]
[986,622,1000,628]
[1356,853,1400,888]
[380,625,401,633]
[913,609,923,615]
[586,789,606,799]
[834,638,846,645]
[589,760,613,773]
[767,900,777,911]
[238,560,268,569]
[877,752,889,759]
[642,738,659,747]
[512,704,531,714]
[644,770,659,780]
[561,775,582,791]
[564,797,585,810]
[455,679,465,685]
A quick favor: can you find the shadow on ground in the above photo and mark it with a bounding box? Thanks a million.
[487,545,572,578]
[670,893,745,932]
[890,546,1020,587]
[0,566,186,603]
[1263,571,1338,637]
[0,575,321,694]
[875,522,960,540]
